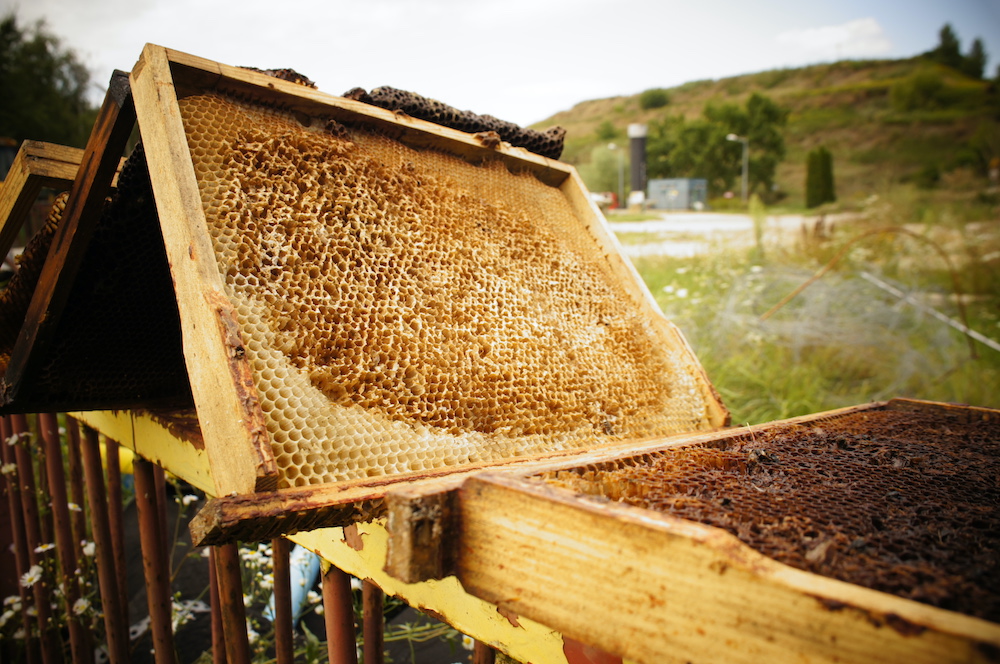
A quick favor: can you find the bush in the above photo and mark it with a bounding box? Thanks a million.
[639,88,670,110]
[913,163,941,189]
[890,69,953,111]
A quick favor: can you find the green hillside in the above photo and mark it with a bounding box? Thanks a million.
[536,58,1000,209]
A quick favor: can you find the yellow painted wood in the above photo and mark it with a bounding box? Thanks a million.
[70,410,215,495]
[292,522,571,664]
[130,43,278,496]
[73,409,573,663]
[454,473,1000,664]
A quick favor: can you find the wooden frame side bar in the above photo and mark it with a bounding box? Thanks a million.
[130,43,278,496]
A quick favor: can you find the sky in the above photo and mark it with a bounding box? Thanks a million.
[4,0,1000,127]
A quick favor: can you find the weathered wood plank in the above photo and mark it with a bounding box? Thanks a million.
[0,141,85,262]
[453,472,1000,664]
[1,73,135,406]
[160,45,572,187]
[130,43,279,496]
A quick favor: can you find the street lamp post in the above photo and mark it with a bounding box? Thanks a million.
[608,143,624,209]
[726,133,749,204]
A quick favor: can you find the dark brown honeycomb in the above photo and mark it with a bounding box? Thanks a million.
[343,86,566,160]
[0,144,192,412]
[178,92,717,486]
[0,192,65,372]
[540,406,1000,622]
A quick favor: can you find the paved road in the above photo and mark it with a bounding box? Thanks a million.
[607,211,819,257]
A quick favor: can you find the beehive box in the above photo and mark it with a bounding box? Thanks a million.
[385,398,1000,663]
[0,44,725,535]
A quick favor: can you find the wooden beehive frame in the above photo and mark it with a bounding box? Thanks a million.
[1,44,726,539]
[0,71,133,411]
[129,44,728,501]
[383,398,1000,664]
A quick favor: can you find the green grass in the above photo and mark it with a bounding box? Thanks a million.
[625,206,1000,426]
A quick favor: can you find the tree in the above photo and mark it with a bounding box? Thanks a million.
[595,120,618,141]
[962,38,987,79]
[0,13,96,148]
[805,146,835,208]
[578,144,627,197]
[930,23,964,71]
[647,93,789,200]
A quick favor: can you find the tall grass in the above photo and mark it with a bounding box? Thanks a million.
[625,212,1000,426]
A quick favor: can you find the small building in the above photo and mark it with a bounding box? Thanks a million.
[648,178,707,211]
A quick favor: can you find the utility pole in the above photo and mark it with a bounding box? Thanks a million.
[726,133,749,204]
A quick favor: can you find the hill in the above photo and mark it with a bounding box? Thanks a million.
[534,58,1000,209]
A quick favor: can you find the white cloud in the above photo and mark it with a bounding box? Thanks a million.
[776,17,892,61]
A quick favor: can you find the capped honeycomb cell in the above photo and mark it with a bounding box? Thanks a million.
[178,92,719,487]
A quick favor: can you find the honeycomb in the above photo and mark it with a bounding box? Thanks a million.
[343,86,566,160]
[178,92,718,486]
[540,406,1000,622]
[0,192,66,373]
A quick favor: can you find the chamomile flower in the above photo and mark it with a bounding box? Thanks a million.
[72,598,91,616]
[21,565,42,588]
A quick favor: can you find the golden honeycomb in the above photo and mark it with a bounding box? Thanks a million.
[178,92,719,486]
[0,192,66,373]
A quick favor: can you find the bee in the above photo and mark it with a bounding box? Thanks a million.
[474,131,502,149]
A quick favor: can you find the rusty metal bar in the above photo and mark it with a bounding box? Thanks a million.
[1,416,39,664]
[322,565,358,664]
[64,418,87,562]
[271,537,294,664]
[473,641,497,664]
[81,425,129,663]
[31,417,54,553]
[11,413,60,664]
[103,434,128,634]
[152,463,170,567]
[214,542,252,664]
[362,580,384,664]
[208,547,228,664]
[39,412,92,663]
[133,456,177,663]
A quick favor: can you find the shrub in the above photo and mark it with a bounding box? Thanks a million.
[805,146,836,208]
[639,88,670,110]
[890,69,953,111]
